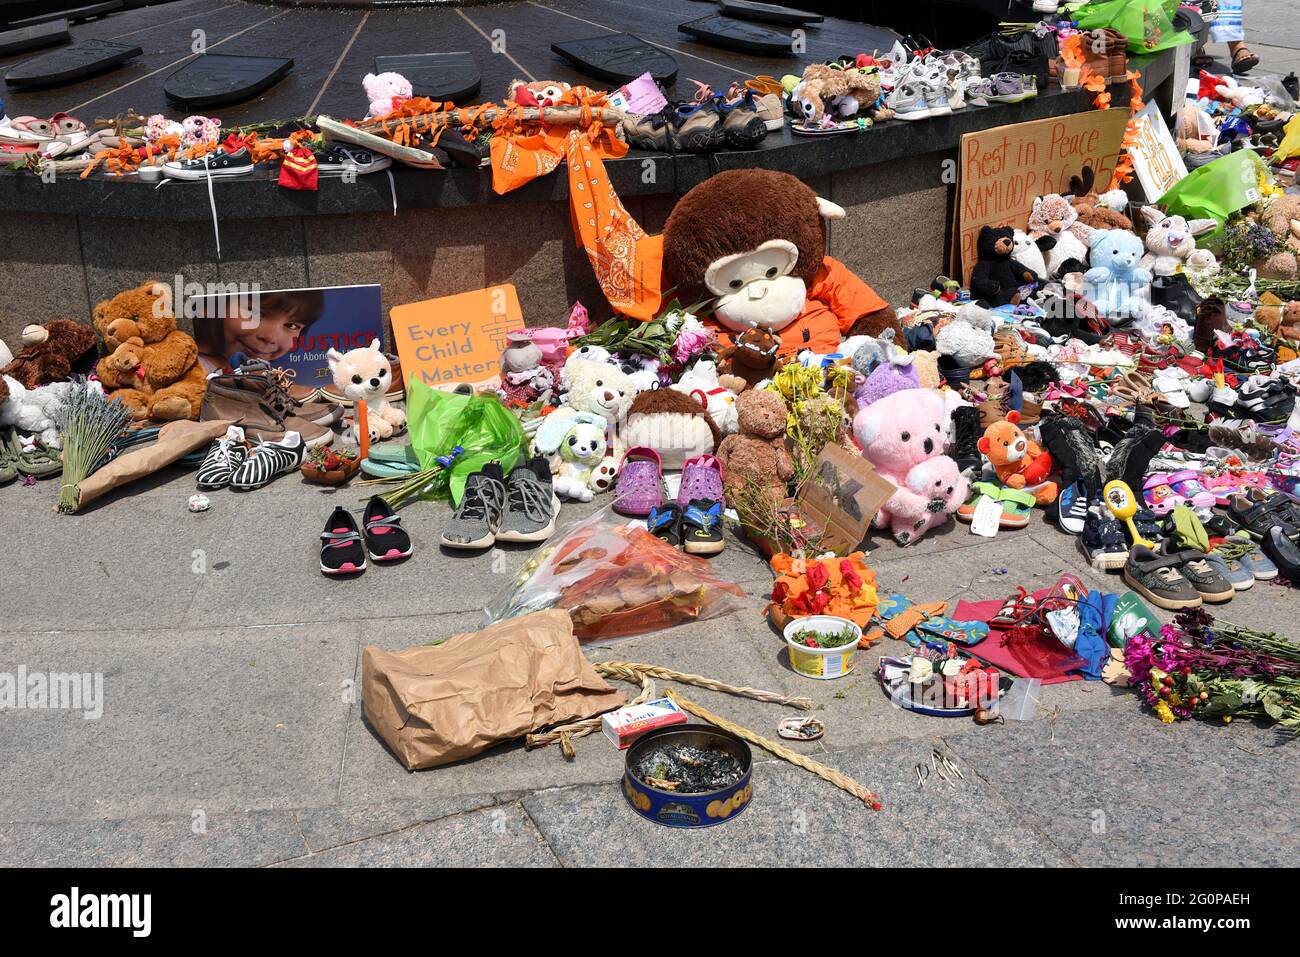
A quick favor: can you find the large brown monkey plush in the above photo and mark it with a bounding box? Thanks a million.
[662,169,898,359]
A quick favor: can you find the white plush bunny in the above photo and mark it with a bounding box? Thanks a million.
[1138,207,1219,277]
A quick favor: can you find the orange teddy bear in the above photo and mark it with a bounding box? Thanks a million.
[977,410,1058,505]
[92,280,207,423]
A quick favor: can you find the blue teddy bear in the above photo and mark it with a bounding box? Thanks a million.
[1082,229,1152,324]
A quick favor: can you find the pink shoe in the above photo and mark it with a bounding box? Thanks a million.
[678,454,725,507]
[612,447,663,516]
[1165,470,1216,510]
[1142,473,1183,514]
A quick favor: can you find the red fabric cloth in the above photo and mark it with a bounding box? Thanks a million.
[955,589,1085,684]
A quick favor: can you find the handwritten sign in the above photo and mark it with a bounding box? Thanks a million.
[1128,100,1186,202]
[956,110,1130,282]
[390,284,522,389]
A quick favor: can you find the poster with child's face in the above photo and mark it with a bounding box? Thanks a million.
[188,284,384,390]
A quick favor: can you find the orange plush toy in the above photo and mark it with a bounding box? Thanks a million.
[92,280,207,423]
[977,411,1058,504]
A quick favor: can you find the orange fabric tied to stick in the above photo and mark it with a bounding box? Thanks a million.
[488,87,663,320]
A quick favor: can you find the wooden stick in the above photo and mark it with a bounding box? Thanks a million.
[598,661,814,710]
[665,688,883,810]
[353,104,628,137]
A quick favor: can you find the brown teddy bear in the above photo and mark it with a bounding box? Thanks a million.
[91,280,207,422]
[1256,194,1300,280]
[1256,298,1300,341]
[0,320,97,404]
[716,389,794,509]
[717,325,783,392]
[1068,166,1133,231]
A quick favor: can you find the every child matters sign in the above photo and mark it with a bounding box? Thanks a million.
[390,284,522,388]
[955,109,1130,283]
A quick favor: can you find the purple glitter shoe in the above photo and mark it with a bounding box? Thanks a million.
[678,454,725,507]
[612,447,663,516]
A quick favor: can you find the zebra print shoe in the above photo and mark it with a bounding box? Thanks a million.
[196,426,250,490]
[229,431,306,491]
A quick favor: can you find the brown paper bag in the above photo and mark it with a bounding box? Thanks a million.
[73,419,235,511]
[362,610,626,770]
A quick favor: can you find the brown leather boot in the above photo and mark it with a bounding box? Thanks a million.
[1194,297,1228,354]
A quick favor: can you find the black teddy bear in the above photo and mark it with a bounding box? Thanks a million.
[970,225,1038,307]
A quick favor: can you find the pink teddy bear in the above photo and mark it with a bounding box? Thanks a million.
[854,387,968,546]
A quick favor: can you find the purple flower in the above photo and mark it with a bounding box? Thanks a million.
[672,329,715,365]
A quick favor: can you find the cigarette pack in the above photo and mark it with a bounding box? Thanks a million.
[602,697,688,749]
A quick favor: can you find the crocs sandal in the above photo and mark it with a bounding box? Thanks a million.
[1142,472,1182,514]
[1165,470,1217,510]
[612,447,663,517]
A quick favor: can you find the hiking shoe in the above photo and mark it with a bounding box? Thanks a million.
[1158,541,1234,603]
[316,145,392,176]
[647,503,683,548]
[201,369,335,447]
[320,507,366,576]
[613,447,664,517]
[1080,500,1129,570]
[671,102,726,152]
[440,463,506,550]
[681,499,725,555]
[233,359,342,427]
[229,431,305,490]
[495,457,560,543]
[622,107,675,152]
[1202,551,1254,591]
[196,425,250,490]
[1056,480,1089,534]
[717,92,768,148]
[1123,545,1202,610]
[163,146,254,181]
[362,495,412,562]
[678,454,725,507]
[753,91,785,130]
[887,80,931,120]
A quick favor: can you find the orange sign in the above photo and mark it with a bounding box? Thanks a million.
[956,110,1130,283]
[389,284,522,389]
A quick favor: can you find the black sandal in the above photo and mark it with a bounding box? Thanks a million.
[1232,47,1259,73]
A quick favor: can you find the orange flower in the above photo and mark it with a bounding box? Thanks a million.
[768,552,879,627]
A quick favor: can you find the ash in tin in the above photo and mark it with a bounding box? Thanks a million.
[631,744,745,794]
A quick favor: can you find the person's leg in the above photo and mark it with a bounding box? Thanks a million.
[1210,0,1258,73]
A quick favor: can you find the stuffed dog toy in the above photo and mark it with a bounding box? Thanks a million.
[326,339,406,442]
[534,410,610,502]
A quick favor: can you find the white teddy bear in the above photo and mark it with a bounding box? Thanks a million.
[670,358,738,435]
[557,357,637,461]
[935,302,998,369]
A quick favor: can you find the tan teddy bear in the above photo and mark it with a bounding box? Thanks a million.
[791,63,892,125]
[92,280,207,422]
[1257,195,1300,280]
[716,389,794,510]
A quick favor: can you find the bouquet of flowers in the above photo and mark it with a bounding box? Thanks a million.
[1124,609,1300,735]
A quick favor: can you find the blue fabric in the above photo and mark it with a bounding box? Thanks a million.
[1074,590,1112,680]
[1209,0,1244,43]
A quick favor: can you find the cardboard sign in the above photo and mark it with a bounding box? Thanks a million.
[189,284,382,386]
[795,443,896,554]
[1127,100,1187,202]
[955,109,1130,282]
[389,284,522,390]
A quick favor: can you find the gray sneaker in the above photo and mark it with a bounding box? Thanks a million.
[1202,551,1254,591]
[1122,544,1202,611]
[440,463,507,550]
[1160,542,1235,604]
[495,457,561,543]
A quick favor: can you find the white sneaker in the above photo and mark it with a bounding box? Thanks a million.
[923,80,952,117]
[887,81,932,120]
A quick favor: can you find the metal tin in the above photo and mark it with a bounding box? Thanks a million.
[622,726,753,828]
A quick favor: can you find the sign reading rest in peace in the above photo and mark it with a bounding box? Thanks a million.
[955,109,1130,283]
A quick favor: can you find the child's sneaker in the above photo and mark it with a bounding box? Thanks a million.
[887,80,931,120]
[1055,480,1089,534]
[681,499,725,555]
[320,507,366,576]
[362,495,412,562]
[986,73,1037,103]
[647,503,683,548]
[1122,544,1202,610]
[678,454,725,507]
[440,463,506,550]
[229,431,305,490]
[1080,501,1129,570]
[1202,551,1254,591]
[196,425,249,490]
[1216,533,1279,581]
[495,457,560,543]
[613,447,664,517]
[1158,541,1234,603]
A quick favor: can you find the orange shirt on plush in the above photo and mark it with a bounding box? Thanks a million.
[707,256,889,359]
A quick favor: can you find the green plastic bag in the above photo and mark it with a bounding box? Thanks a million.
[1072,0,1193,54]
[1157,149,1267,248]
[405,381,526,503]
